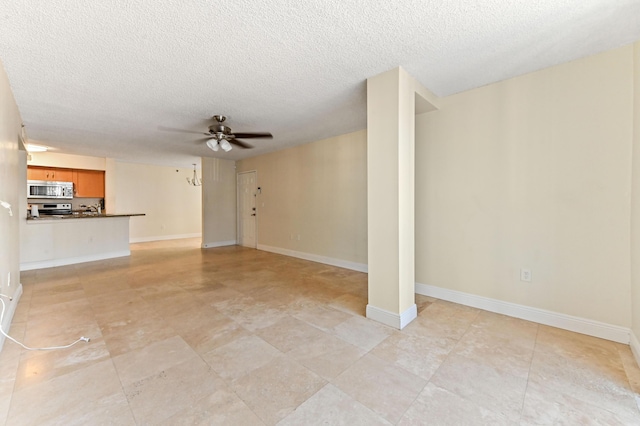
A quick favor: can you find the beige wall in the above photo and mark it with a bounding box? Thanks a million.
[202,157,237,247]
[415,45,634,327]
[0,59,24,349]
[631,42,640,350]
[112,161,202,242]
[237,130,367,266]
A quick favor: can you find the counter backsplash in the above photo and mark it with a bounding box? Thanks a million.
[28,197,104,213]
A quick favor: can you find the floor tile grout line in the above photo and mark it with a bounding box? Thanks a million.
[107,355,139,425]
[518,321,541,423]
[178,338,269,426]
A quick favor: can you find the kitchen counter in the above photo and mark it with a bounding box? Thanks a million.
[21,213,146,270]
[27,213,145,220]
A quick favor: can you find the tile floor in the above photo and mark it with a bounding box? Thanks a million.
[1,238,639,425]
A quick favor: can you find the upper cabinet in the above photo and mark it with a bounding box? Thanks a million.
[27,166,73,182]
[72,169,105,198]
[28,166,105,198]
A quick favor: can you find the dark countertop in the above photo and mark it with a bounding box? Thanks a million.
[27,213,145,221]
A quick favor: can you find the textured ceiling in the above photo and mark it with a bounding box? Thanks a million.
[1,1,639,167]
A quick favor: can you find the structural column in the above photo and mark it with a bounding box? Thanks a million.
[366,67,438,329]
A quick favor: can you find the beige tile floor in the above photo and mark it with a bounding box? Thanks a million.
[1,238,639,425]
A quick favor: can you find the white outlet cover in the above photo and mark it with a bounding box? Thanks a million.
[520,269,532,282]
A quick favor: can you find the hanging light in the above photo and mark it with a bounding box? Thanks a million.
[186,163,201,186]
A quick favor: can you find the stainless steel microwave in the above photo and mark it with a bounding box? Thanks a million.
[27,180,74,199]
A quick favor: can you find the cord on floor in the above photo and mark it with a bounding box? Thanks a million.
[0,294,91,351]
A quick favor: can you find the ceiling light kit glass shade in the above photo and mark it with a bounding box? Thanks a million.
[187,163,202,186]
[206,136,233,152]
[206,139,219,151]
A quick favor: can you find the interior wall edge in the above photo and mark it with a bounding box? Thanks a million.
[415,282,631,344]
[257,244,368,273]
[20,251,130,272]
[366,303,417,330]
[130,233,202,244]
[631,331,640,367]
[202,240,237,249]
[0,283,23,352]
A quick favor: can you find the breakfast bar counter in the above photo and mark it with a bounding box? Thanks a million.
[27,213,145,220]
[21,213,145,271]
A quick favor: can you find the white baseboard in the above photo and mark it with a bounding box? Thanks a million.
[202,240,237,248]
[415,282,631,344]
[366,303,417,329]
[257,244,368,273]
[130,233,202,243]
[631,331,640,367]
[0,284,23,352]
[20,250,131,271]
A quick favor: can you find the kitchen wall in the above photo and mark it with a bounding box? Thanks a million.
[27,151,105,211]
[201,157,236,247]
[28,151,105,170]
[237,130,367,269]
[26,151,202,242]
[0,59,24,350]
[111,161,201,242]
[415,45,634,329]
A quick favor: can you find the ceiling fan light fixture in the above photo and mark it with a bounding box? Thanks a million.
[159,115,271,153]
[206,139,219,151]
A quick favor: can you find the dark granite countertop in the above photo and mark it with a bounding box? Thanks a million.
[27,213,145,221]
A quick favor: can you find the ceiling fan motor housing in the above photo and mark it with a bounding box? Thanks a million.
[208,124,231,135]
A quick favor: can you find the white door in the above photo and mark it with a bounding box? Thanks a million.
[237,171,257,248]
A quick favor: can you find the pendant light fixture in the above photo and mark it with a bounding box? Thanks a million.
[187,163,202,186]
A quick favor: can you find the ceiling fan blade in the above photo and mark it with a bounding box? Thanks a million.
[193,137,213,144]
[158,125,208,136]
[232,132,273,139]
[229,138,253,149]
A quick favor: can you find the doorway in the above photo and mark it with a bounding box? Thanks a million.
[237,171,257,248]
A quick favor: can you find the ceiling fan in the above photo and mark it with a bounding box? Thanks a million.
[159,115,273,152]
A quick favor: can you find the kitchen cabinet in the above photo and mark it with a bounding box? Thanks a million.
[27,166,106,198]
[27,166,73,182]
[72,169,105,198]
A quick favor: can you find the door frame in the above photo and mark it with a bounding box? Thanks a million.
[237,170,258,248]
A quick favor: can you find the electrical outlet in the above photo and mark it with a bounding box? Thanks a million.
[520,269,532,282]
[297,234,301,241]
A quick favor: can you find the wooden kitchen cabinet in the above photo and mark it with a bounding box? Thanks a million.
[27,166,73,182]
[72,169,105,198]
